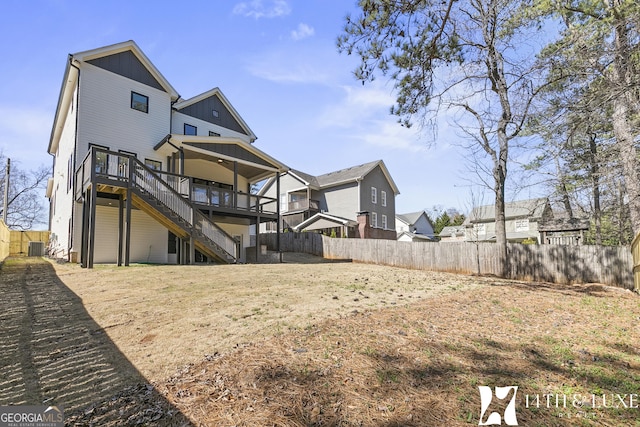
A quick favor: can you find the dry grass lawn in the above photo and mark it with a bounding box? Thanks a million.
[52,253,486,381]
[8,254,640,426]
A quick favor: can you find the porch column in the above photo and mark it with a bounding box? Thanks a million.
[256,212,261,263]
[233,161,238,208]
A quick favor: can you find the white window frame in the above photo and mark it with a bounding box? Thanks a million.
[371,212,378,228]
[473,223,486,235]
[381,190,387,207]
[371,187,377,204]
[515,218,530,232]
[382,214,387,230]
[280,194,287,212]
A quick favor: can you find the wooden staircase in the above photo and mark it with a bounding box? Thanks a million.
[128,161,237,264]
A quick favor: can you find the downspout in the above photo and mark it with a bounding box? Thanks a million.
[69,57,81,260]
[169,97,182,173]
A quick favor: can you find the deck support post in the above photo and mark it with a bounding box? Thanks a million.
[124,187,132,266]
[276,172,281,260]
[118,193,123,266]
[80,189,89,268]
[189,234,195,265]
[87,183,97,269]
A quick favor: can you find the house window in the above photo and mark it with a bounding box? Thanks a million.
[145,159,162,171]
[131,92,148,113]
[89,143,109,175]
[381,190,387,207]
[184,123,197,136]
[67,154,73,192]
[371,212,378,228]
[209,131,221,137]
[473,223,486,235]
[515,219,530,232]
[371,187,377,204]
[168,231,177,254]
[382,214,388,230]
[212,109,219,118]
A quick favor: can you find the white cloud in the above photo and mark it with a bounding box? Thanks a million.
[232,0,291,19]
[317,84,427,153]
[246,48,331,84]
[291,23,314,41]
[317,84,395,128]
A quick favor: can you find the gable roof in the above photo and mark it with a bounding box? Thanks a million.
[173,88,257,142]
[314,160,399,194]
[293,213,358,232]
[439,226,465,237]
[48,40,179,155]
[396,211,429,226]
[289,169,320,188]
[258,160,400,197]
[397,231,436,242]
[73,40,179,99]
[465,198,551,224]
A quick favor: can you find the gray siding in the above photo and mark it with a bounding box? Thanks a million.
[360,165,396,229]
[177,94,247,135]
[321,182,359,219]
[87,51,165,92]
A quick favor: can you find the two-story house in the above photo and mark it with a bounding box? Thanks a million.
[396,211,436,242]
[258,160,399,239]
[463,198,553,243]
[46,41,287,267]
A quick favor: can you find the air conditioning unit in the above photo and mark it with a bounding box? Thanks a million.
[28,241,45,257]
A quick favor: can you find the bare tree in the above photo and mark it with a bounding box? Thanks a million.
[0,154,50,230]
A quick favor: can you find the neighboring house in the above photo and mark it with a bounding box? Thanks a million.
[538,216,591,245]
[463,198,553,243]
[46,41,287,267]
[259,160,399,239]
[396,211,436,242]
[438,226,466,242]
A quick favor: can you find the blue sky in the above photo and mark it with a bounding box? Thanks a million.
[0,0,498,216]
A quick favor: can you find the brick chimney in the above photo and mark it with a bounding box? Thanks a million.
[357,211,370,239]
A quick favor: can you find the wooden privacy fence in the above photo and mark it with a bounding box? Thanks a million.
[262,232,634,289]
[0,220,10,262]
[632,233,640,292]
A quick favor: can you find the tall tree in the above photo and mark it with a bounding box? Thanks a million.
[0,154,49,230]
[338,0,551,277]
[533,0,640,235]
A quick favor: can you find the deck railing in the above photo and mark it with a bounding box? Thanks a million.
[76,147,239,260]
[288,199,320,212]
[75,147,278,215]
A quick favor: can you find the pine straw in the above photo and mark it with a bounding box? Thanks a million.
[159,280,640,426]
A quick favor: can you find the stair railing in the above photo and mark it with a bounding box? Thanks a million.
[129,154,237,261]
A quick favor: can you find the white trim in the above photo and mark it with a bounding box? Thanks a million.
[174,87,257,142]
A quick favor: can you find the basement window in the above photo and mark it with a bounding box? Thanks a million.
[131,92,149,113]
